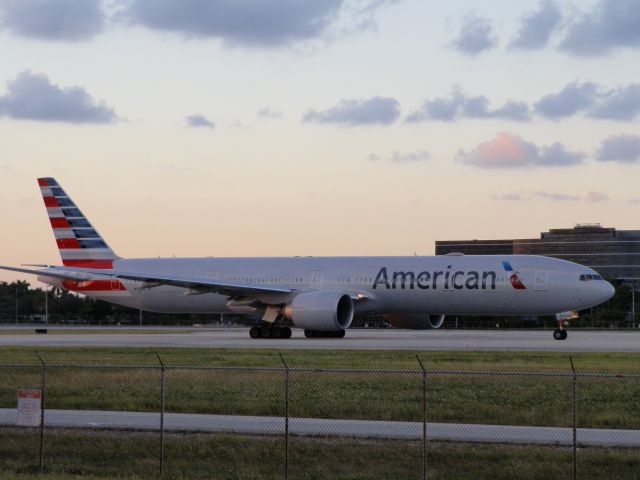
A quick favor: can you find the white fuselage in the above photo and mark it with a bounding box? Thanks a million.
[43,255,615,318]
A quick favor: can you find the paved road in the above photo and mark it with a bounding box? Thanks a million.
[0,327,639,351]
[0,408,637,447]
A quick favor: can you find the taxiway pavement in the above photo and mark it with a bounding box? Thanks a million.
[0,408,637,447]
[0,327,638,351]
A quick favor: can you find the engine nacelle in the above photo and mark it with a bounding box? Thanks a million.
[385,313,446,329]
[427,314,446,329]
[283,290,354,331]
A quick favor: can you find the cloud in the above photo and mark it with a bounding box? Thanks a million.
[530,191,580,201]
[407,88,529,122]
[406,91,463,122]
[0,0,104,41]
[509,0,562,49]
[588,84,640,121]
[366,149,431,163]
[532,82,640,121]
[493,191,607,202]
[121,0,394,47]
[0,71,117,123]
[597,134,640,163]
[534,82,598,118]
[303,96,400,126]
[585,191,609,202]
[185,114,215,128]
[456,132,585,169]
[491,193,525,201]
[560,0,640,56]
[407,83,640,124]
[257,107,283,119]
[463,96,530,121]
[450,14,497,55]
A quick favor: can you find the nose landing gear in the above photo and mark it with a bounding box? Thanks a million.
[553,320,569,340]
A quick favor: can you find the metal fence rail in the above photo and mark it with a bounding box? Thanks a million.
[0,358,638,479]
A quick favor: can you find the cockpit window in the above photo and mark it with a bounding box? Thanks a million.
[579,274,604,281]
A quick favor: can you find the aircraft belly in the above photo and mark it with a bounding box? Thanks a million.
[138,287,230,314]
[375,288,556,316]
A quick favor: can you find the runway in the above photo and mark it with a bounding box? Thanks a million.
[0,327,639,351]
[0,408,637,447]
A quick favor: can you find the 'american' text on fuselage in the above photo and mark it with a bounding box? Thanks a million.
[372,267,498,290]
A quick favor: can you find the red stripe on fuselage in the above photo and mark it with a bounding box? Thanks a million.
[56,238,80,249]
[43,197,58,207]
[62,279,126,292]
[50,217,70,228]
[62,259,114,269]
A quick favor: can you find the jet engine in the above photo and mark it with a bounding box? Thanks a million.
[427,314,446,329]
[386,313,446,329]
[283,290,354,332]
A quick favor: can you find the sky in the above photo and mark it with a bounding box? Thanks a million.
[1,0,639,283]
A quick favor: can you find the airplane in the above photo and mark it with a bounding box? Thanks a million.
[0,178,615,341]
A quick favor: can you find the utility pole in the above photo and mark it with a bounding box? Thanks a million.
[15,283,18,324]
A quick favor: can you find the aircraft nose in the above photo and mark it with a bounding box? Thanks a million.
[602,281,615,302]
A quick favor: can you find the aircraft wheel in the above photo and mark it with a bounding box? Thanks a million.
[553,329,566,341]
[270,327,282,339]
[282,327,292,339]
[304,329,314,338]
[561,330,568,340]
[260,326,271,338]
[335,330,346,338]
[249,327,259,339]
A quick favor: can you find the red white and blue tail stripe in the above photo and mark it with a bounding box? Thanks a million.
[38,177,119,269]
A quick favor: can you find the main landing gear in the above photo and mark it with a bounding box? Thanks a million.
[553,319,569,340]
[249,325,292,339]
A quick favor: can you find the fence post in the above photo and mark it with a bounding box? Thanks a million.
[279,353,289,480]
[155,353,165,478]
[35,352,46,474]
[416,356,427,480]
[569,356,577,480]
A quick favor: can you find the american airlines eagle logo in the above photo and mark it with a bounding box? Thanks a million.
[502,261,526,290]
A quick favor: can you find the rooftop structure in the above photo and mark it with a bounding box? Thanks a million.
[436,225,640,281]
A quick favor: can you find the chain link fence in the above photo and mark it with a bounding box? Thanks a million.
[0,358,639,479]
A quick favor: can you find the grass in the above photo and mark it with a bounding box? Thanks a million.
[0,348,638,428]
[0,348,638,479]
[0,346,639,371]
[0,428,639,479]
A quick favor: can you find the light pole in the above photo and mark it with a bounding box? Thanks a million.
[45,286,49,326]
[623,282,636,328]
[15,283,18,324]
[631,285,636,328]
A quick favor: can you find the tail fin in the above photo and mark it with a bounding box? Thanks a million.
[37,177,119,269]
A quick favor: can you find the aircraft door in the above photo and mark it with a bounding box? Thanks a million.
[534,271,548,291]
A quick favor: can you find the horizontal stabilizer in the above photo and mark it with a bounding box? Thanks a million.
[0,265,109,282]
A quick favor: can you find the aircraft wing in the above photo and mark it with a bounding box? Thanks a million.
[0,265,293,297]
[101,270,293,296]
[0,265,101,282]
